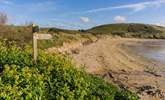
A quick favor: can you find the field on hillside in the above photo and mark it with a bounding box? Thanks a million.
[0,23,165,50]
[0,25,97,49]
[88,23,165,39]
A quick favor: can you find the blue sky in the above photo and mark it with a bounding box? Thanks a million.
[0,0,165,29]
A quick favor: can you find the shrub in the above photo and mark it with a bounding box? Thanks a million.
[115,90,139,100]
[112,31,126,37]
[0,65,45,100]
[0,42,139,100]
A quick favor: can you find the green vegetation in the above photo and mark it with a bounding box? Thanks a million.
[0,42,139,99]
[0,25,97,49]
[1,23,165,49]
[0,25,32,43]
[88,23,165,39]
[88,24,130,34]
[1,23,164,99]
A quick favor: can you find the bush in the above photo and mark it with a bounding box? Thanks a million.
[0,65,45,100]
[0,42,139,100]
[115,90,139,100]
[128,24,161,34]
[112,31,126,37]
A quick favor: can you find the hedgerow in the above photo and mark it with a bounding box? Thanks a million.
[0,42,139,100]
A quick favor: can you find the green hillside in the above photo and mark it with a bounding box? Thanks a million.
[0,23,165,49]
[0,25,95,49]
[88,23,165,39]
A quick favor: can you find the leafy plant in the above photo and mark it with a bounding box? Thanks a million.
[0,42,139,100]
[0,65,45,100]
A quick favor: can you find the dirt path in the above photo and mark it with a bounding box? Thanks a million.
[48,37,165,100]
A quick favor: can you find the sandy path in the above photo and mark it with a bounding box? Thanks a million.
[69,37,165,100]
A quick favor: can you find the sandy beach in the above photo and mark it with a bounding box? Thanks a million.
[48,37,165,100]
[69,37,165,100]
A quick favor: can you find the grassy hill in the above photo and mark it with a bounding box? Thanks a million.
[0,25,96,49]
[87,23,165,39]
[0,23,165,49]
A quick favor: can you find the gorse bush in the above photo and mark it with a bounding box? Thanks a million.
[0,42,139,100]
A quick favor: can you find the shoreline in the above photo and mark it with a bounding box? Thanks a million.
[70,37,165,100]
[47,37,165,100]
[71,38,165,73]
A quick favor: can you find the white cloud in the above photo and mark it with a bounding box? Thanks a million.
[113,3,146,12]
[80,17,90,23]
[49,18,94,29]
[50,19,83,28]
[83,0,165,13]
[113,16,126,23]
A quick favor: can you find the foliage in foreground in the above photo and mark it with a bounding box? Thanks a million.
[0,42,139,100]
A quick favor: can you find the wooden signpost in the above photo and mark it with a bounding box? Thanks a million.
[32,24,52,63]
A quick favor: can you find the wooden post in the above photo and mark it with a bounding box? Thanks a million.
[32,24,52,64]
[33,32,38,63]
[32,24,39,63]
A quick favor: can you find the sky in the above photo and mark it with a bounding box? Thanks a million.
[0,0,165,29]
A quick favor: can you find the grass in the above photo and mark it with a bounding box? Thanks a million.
[1,23,165,49]
[0,25,97,49]
[88,23,165,39]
